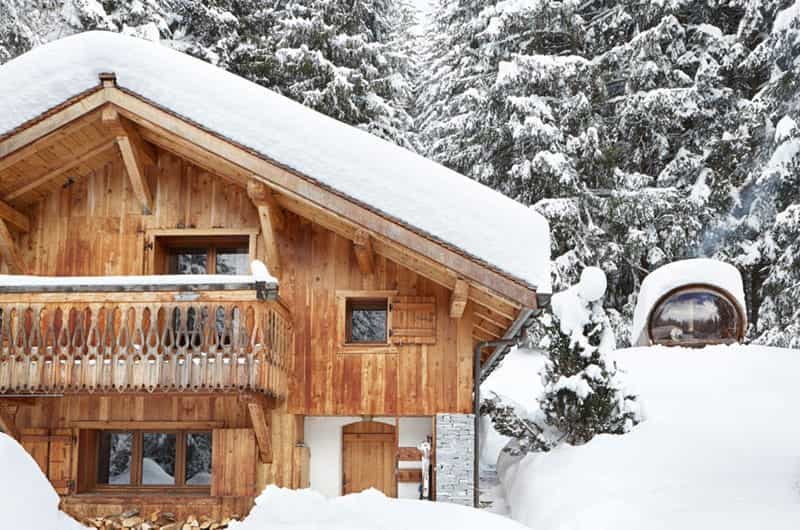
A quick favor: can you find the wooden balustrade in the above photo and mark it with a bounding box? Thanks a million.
[0,290,292,398]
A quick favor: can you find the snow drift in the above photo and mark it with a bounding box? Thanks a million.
[0,433,85,530]
[499,345,800,530]
[230,485,528,530]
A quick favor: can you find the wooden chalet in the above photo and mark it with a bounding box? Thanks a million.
[0,32,550,525]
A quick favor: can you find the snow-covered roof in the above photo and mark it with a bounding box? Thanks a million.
[0,31,551,295]
[631,258,746,344]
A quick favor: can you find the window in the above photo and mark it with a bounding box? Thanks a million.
[648,286,743,346]
[164,239,249,275]
[96,431,212,490]
[346,298,389,344]
[147,231,257,276]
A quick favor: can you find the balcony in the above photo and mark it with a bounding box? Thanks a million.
[0,272,291,399]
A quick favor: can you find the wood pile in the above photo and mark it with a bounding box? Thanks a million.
[81,509,238,530]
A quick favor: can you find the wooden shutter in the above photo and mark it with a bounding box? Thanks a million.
[390,296,437,345]
[211,428,257,497]
[20,428,50,474]
[47,429,74,494]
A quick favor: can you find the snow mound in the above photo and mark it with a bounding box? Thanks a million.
[229,485,528,530]
[0,31,551,294]
[631,258,745,344]
[501,345,800,530]
[0,433,86,530]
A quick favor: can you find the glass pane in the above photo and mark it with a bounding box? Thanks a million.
[650,290,740,345]
[97,432,132,485]
[348,299,387,343]
[142,433,176,485]
[185,433,213,486]
[167,249,208,275]
[216,248,249,275]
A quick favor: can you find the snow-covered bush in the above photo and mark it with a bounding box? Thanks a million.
[483,267,640,454]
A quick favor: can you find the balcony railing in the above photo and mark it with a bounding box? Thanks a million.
[0,273,291,399]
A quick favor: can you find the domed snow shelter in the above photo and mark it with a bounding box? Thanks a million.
[632,259,747,347]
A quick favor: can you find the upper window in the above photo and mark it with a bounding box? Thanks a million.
[150,232,254,275]
[648,286,742,346]
[346,298,388,344]
[165,240,249,275]
[96,431,212,490]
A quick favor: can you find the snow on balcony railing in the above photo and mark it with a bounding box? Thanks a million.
[0,262,291,398]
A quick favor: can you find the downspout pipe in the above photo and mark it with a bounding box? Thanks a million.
[473,338,516,508]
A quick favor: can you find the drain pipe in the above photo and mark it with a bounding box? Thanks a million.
[473,338,516,508]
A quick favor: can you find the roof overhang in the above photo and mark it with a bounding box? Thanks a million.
[0,77,539,320]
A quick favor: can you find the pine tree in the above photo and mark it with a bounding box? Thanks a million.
[483,268,640,453]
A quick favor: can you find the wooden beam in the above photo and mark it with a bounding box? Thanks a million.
[247,180,285,230]
[247,401,273,464]
[352,229,375,275]
[0,90,107,161]
[0,219,24,273]
[450,279,469,319]
[102,107,155,214]
[247,180,282,278]
[0,200,28,233]
[4,138,116,202]
[0,405,20,441]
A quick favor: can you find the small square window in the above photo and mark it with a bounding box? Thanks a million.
[346,298,388,344]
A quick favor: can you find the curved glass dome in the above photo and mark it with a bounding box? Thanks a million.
[648,286,743,346]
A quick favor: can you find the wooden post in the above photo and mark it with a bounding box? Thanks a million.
[0,218,24,273]
[353,229,375,275]
[247,179,283,277]
[449,279,469,319]
[246,399,273,464]
[102,106,155,214]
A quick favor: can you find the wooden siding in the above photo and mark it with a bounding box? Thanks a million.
[5,147,476,416]
[10,393,304,521]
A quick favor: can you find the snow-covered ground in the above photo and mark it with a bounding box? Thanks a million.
[231,485,529,530]
[496,344,800,530]
[0,433,85,530]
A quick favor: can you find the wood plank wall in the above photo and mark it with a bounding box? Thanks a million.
[8,148,474,417]
[13,394,304,520]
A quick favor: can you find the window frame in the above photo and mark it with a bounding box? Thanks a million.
[336,290,398,355]
[94,430,212,494]
[145,228,259,276]
[647,283,745,347]
[345,297,390,345]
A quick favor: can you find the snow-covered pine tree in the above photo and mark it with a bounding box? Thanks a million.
[483,267,640,453]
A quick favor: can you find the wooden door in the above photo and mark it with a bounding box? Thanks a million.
[342,421,396,497]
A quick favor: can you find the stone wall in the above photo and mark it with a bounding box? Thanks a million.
[435,413,474,506]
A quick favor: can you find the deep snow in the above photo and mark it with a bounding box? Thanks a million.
[0,31,551,294]
[498,344,800,530]
[229,485,529,530]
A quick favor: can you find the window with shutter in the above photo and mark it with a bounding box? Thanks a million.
[389,296,437,345]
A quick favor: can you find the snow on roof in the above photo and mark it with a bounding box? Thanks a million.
[0,31,551,295]
[631,258,746,344]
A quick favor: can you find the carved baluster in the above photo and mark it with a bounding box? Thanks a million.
[131,305,146,391]
[0,353,9,392]
[84,304,102,392]
[143,304,161,392]
[114,306,132,392]
[160,305,177,390]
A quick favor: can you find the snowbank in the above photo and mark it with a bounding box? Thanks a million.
[229,486,528,530]
[501,345,800,530]
[0,31,551,294]
[480,347,546,465]
[0,433,86,530]
[631,258,746,344]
